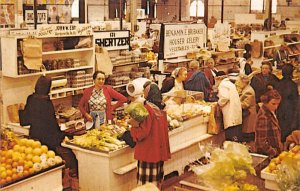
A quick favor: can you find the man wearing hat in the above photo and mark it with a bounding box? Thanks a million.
[217,70,242,142]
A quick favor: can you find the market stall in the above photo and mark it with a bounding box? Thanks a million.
[62,111,221,191]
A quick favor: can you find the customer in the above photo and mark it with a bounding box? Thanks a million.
[250,62,279,104]
[185,60,211,100]
[161,67,187,93]
[204,58,218,86]
[235,74,257,143]
[255,89,283,158]
[130,81,171,187]
[276,64,299,142]
[19,76,78,176]
[79,71,127,124]
[218,71,242,142]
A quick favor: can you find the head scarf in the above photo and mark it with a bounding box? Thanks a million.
[143,81,165,110]
[35,76,52,97]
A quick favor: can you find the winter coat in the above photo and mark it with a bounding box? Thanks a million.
[131,103,171,163]
[185,71,211,100]
[276,77,299,142]
[218,78,242,129]
[240,85,257,133]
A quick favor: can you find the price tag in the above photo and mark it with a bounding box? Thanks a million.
[17,166,24,173]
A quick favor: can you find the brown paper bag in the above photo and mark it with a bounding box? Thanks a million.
[22,38,43,70]
[7,103,22,123]
[207,103,222,134]
[95,47,113,75]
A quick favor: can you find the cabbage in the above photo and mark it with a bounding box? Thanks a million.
[125,102,149,122]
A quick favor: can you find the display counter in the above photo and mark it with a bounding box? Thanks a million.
[0,164,64,191]
[62,115,223,191]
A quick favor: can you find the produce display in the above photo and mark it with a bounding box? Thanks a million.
[0,130,63,187]
[191,141,258,191]
[263,145,300,190]
[68,126,127,152]
[166,102,211,122]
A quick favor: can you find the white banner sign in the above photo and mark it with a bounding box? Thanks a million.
[94,30,130,51]
[163,23,206,59]
[36,24,92,37]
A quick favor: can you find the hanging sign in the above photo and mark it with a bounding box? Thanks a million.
[94,30,130,51]
[36,24,92,37]
[162,23,206,59]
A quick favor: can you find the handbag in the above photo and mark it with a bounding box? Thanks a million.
[22,37,43,70]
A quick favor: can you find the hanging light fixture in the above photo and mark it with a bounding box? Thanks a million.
[287,0,292,6]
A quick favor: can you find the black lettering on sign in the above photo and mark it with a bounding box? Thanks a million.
[110,33,116,38]
[95,37,130,47]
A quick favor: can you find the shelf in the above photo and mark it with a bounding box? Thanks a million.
[263,44,281,50]
[113,61,146,67]
[50,85,93,100]
[42,47,94,55]
[289,53,300,57]
[286,41,300,46]
[164,58,192,64]
[16,66,93,78]
[263,58,273,62]
[112,84,127,88]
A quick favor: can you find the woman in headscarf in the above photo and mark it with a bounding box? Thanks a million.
[129,81,170,188]
[161,67,187,94]
[19,76,64,150]
[19,76,78,176]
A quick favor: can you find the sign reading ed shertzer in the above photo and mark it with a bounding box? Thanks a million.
[162,23,207,59]
[94,30,130,51]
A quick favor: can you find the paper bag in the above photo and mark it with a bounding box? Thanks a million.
[95,47,113,75]
[7,103,23,123]
[22,38,43,70]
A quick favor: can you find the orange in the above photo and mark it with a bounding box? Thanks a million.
[5,164,12,170]
[26,139,35,148]
[11,168,17,174]
[47,150,56,158]
[0,171,7,179]
[6,158,13,165]
[6,169,12,177]
[13,145,20,152]
[5,176,12,183]
[41,145,48,153]
[19,146,26,153]
[5,150,13,159]
[32,148,42,156]
[32,141,42,148]
[18,158,25,166]
[12,162,18,168]
[24,147,33,155]
[23,170,29,177]
[32,156,41,163]
[0,179,6,185]
[28,168,35,174]
[11,173,18,180]
[26,154,33,161]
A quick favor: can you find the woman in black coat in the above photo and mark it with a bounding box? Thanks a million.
[276,64,299,142]
[19,76,64,150]
[19,76,78,176]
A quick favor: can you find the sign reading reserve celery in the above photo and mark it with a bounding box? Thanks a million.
[163,23,206,59]
[94,30,130,51]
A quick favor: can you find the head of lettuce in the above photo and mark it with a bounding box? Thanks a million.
[125,102,149,123]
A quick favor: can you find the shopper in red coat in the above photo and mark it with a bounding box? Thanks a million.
[130,82,171,187]
[79,71,127,123]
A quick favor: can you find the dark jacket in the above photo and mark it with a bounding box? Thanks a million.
[161,77,175,93]
[19,94,64,151]
[250,73,279,103]
[185,71,211,100]
[276,77,299,142]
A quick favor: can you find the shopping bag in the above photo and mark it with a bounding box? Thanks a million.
[22,37,43,70]
[95,46,113,75]
[7,103,23,123]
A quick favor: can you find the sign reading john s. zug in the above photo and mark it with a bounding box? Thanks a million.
[94,30,130,51]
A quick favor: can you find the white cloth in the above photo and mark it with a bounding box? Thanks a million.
[217,78,242,129]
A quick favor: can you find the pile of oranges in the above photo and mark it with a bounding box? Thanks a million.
[0,138,63,186]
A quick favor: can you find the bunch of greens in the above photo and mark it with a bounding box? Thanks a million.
[125,102,149,122]
[194,141,258,191]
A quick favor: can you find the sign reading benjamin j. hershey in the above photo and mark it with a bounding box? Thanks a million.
[94,30,130,51]
[163,23,206,59]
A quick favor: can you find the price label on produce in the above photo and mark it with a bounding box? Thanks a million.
[40,154,47,163]
[17,166,24,173]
